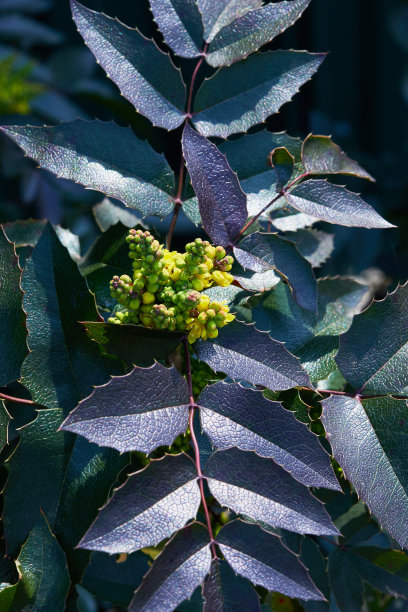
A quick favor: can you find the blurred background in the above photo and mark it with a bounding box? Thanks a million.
[0,0,407,288]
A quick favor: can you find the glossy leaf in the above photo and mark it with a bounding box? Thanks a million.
[1,120,175,219]
[336,283,408,394]
[3,220,81,261]
[199,381,339,490]
[93,198,145,232]
[269,147,295,191]
[233,265,280,293]
[234,232,317,311]
[205,448,339,535]
[182,124,247,246]
[129,523,211,611]
[205,0,311,66]
[284,228,334,268]
[193,51,325,138]
[79,454,200,553]
[321,395,408,548]
[198,0,262,42]
[195,319,311,390]
[0,227,27,387]
[302,134,374,180]
[71,0,186,130]
[202,558,261,611]
[286,179,394,228]
[61,363,190,453]
[150,0,203,57]
[216,520,324,600]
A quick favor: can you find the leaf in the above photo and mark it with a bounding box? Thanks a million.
[233,265,281,293]
[182,124,247,245]
[284,229,334,268]
[202,558,261,611]
[286,180,394,228]
[1,120,175,219]
[336,283,408,394]
[198,381,339,490]
[321,395,408,548]
[129,523,211,611]
[195,320,311,391]
[93,198,146,232]
[216,520,324,600]
[62,363,190,453]
[353,547,408,598]
[82,551,149,606]
[0,227,27,387]
[0,14,63,46]
[205,0,311,67]
[301,135,374,181]
[269,147,295,191]
[149,0,203,58]
[193,51,325,138]
[0,401,9,451]
[3,220,81,261]
[79,454,200,553]
[328,549,363,612]
[10,515,70,612]
[204,448,339,535]
[82,322,184,367]
[234,232,317,311]
[71,0,186,130]
[0,0,52,13]
[198,0,262,43]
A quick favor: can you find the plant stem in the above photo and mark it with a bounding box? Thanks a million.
[0,392,36,405]
[182,337,217,559]
[317,389,408,401]
[228,191,284,251]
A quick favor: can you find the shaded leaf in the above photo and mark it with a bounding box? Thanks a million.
[199,382,339,490]
[328,549,363,612]
[269,147,295,191]
[300,537,330,604]
[302,135,373,181]
[0,401,9,451]
[216,520,324,600]
[79,454,200,553]
[182,124,247,246]
[93,198,145,232]
[150,0,203,57]
[205,448,339,535]
[336,283,408,394]
[0,13,62,46]
[4,219,81,261]
[205,0,311,66]
[71,0,186,130]
[193,51,324,138]
[286,180,394,228]
[0,0,52,13]
[1,120,175,219]
[0,227,27,387]
[198,0,262,43]
[129,523,211,611]
[195,320,311,390]
[353,547,408,598]
[202,558,261,611]
[321,395,408,548]
[284,229,334,268]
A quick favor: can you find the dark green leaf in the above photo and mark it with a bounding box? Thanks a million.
[2,120,175,219]
[269,147,295,191]
[301,538,330,602]
[193,51,324,138]
[202,558,261,611]
[0,13,62,46]
[93,198,145,232]
[352,547,408,598]
[328,549,363,612]
[0,0,51,13]
[71,0,186,130]
[150,0,203,57]
[0,401,9,451]
[284,229,334,268]
[3,220,81,261]
[302,134,374,181]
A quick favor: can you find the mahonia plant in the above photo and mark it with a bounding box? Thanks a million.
[0,1,407,611]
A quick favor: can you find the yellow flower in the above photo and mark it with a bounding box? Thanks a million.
[212,270,234,287]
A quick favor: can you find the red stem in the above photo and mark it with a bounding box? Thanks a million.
[182,337,217,559]
[0,392,36,405]
[317,389,408,401]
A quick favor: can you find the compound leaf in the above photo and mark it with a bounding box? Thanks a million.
[150,0,203,57]
[216,520,324,600]
[193,51,324,138]
[79,454,200,553]
[302,135,374,181]
[61,363,190,453]
[202,558,261,611]
[321,395,408,548]
[336,283,408,394]
[129,523,211,611]
[71,0,186,130]
[1,120,175,219]
[195,320,311,391]
[198,382,339,490]
[198,0,262,43]
[182,124,247,246]
[204,448,339,535]
[286,180,394,228]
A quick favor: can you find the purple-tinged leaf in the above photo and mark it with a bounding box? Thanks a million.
[195,320,311,390]
[1,120,175,219]
[234,232,317,311]
[70,0,186,130]
[335,283,408,394]
[205,0,311,67]
[321,395,408,548]
[149,0,203,58]
[269,147,295,191]
[203,558,261,612]
[205,449,339,535]
[182,124,247,246]
[302,135,374,181]
[193,51,324,138]
[199,382,340,490]
[61,363,190,453]
[284,229,334,268]
[198,0,262,43]
[129,523,211,611]
[216,520,324,600]
[286,180,394,228]
[79,454,200,553]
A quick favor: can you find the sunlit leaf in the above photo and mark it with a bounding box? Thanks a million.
[302,135,374,181]
[150,0,203,57]
[202,558,261,611]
